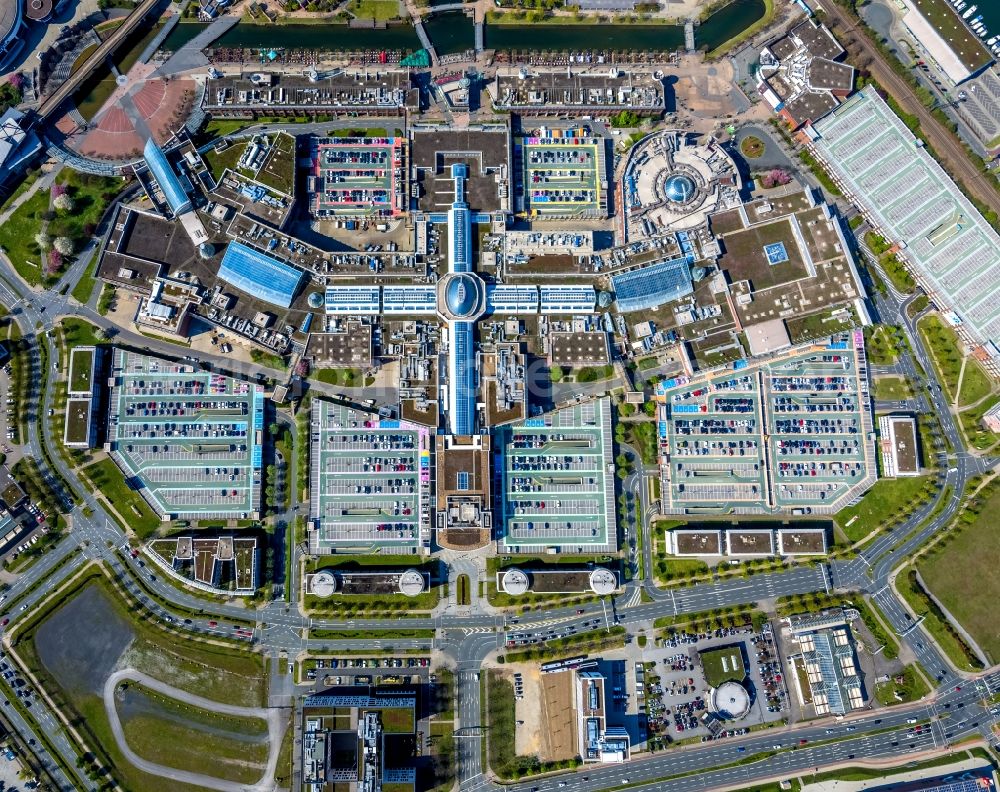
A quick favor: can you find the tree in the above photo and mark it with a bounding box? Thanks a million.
[53,236,74,256]
[54,193,75,212]
[34,232,50,250]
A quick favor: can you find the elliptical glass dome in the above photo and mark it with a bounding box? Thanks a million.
[445,273,479,317]
[664,173,695,203]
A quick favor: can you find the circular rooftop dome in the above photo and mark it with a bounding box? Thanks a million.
[664,173,695,203]
[198,242,216,260]
[307,291,324,309]
[26,0,52,22]
[310,570,337,598]
[500,568,530,596]
[398,569,426,597]
[711,681,751,720]
[445,273,480,318]
[589,568,618,595]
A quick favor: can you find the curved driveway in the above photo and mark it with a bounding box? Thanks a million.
[103,669,286,792]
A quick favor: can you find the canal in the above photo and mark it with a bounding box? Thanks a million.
[159,0,765,54]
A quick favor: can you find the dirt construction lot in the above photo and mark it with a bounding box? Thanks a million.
[510,662,577,763]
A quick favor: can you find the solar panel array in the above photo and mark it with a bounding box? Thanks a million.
[218,242,304,309]
[612,255,694,313]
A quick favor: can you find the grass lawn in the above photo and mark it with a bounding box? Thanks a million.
[880,253,915,294]
[739,135,765,159]
[313,367,363,387]
[785,306,857,345]
[82,457,161,538]
[873,375,912,402]
[204,118,254,139]
[69,347,95,393]
[457,573,470,606]
[919,314,964,402]
[959,393,1000,452]
[906,294,930,320]
[119,684,268,784]
[71,255,100,304]
[919,484,1000,664]
[874,663,930,706]
[202,143,245,182]
[897,569,983,671]
[61,317,104,348]
[654,555,710,586]
[0,188,48,284]
[957,357,993,408]
[864,324,900,365]
[351,0,400,20]
[375,706,414,733]
[699,645,746,687]
[834,476,934,543]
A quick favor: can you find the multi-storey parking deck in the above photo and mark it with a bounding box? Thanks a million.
[307,137,407,218]
[765,346,870,509]
[658,334,876,515]
[498,397,617,554]
[663,371,769,509]
[107,350,263,520]
[516,132,606,219]
[309,400,431,554]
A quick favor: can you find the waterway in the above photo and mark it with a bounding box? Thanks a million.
[160,0,765,54]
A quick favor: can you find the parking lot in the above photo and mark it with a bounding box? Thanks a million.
[642,623,789,749]
[498,398,616,553]
[519,136,603,218]
[300,655,431,688]
[0,365,20,456]
[308,137,406,217]
[310,400,431,554]
[106,350,264,520]
[659,336,875,513]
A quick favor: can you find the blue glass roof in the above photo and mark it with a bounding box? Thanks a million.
[449,321,476,435]
[612,256,693,313]
[446,274,479,317]
[664,174,694,203]
[143,139,192,216]
[219,242,303,308]
[449,206,471,273]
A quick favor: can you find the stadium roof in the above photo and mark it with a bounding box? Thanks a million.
[219,242,303,308]
[143,139,192,217]
[612,256,694,313]
[810,86,1000,356]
